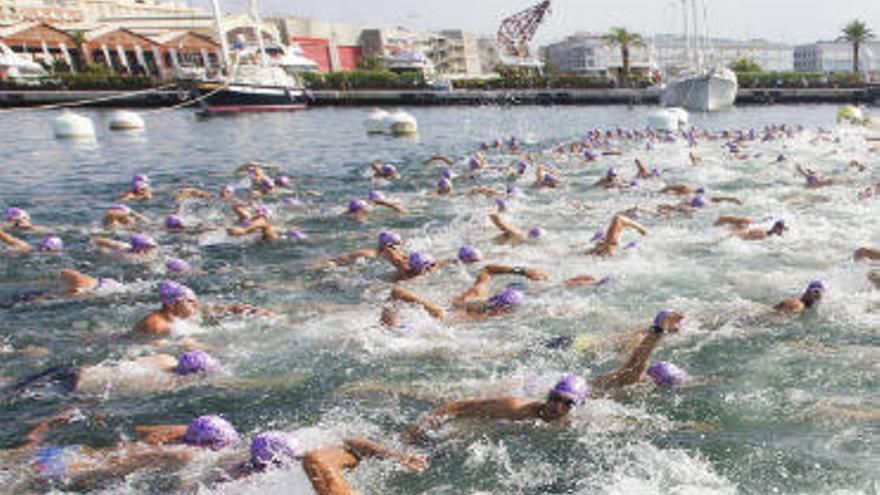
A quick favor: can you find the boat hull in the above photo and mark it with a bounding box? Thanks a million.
[196,82,308,113]
[661,70,737,112]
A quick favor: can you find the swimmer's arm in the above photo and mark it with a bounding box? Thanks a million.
[342,438,427,472]
[372,198,406,212]
[175,187,213,201]
[714,215,753,228]
[389,286,445,319]
[423,154,456,165]
[370,161,384,175]
[405,397,538,441]
[709,196,744,205]
[853,247,880,261]
[489,213,524,239]
[483,264,548,281]
[0,229,33,252]
[12,407,79,453]
[452,271,492,306]
[135,424,188,445]
[260,225,280,242]
[591,330,664,392]
[133,312,172,336]
[232,204,252,222]
[90,236,130,251]
[204,303,275,318]
[302,447,359,495]
[227,217,268,236]
[468,186,502,197]
[634,158,650,177]
[616,215,649,236]
[321,248,379,267]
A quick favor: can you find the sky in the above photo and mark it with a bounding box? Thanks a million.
[207,0,880,46]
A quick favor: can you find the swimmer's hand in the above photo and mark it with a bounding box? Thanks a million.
[398,452,429,472]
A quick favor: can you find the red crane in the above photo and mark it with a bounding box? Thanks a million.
[496,0,552,58]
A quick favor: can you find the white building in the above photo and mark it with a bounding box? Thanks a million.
[794,41,880,73]
[651,34,792,74]
[541,32,653,77]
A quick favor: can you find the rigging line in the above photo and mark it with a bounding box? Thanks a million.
[142,83,229,113]
[0,83,177,113]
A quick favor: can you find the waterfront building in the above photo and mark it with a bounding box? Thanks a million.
[794,41,880,73]
[542,32,654,78]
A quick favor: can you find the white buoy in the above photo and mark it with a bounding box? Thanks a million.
[666,107,689,126]
[108,110,145,131]
[387,108,418,136]
[364,108,390,134]
[53,111,95,139]
[646,109,678,132]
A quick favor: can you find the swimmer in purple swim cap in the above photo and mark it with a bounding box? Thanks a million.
[594,167,624,189]
[586,214,648,256]
[134,281,273,338]
[2,207,34,230]
[457,245,483,264]
[227,204,279,242]
[534,164,561,188]
[731,219,788,241]
[403,373,589,443]
[633,158,654,180]
[646,361,689,387]
[318,230,411,276]
[119,173,152,201]
[103,204,149,228]
[367,190,406,212]
[371,161,398,180]
[773,280,826,314]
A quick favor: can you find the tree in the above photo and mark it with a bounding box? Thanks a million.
[603,27,645,87]
[358,54,386,71]
[839,20,874,73]
[729,58,762,73]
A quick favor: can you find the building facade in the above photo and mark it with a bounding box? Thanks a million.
[542,32,653,77]
[794,41,880,73]
[651,34,792,74]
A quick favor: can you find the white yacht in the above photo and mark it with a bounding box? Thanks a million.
[0,41,47,82]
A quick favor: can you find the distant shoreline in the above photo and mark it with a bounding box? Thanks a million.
[1,87,877,109]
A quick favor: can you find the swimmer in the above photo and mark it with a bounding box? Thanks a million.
[395,251,448,281]
[488,212,526,244]
[857,182,880,199]
[0,230,63,253]
[381,264,546,325]
[659,184,697,196]
[586,215,648,256]
[217,433,426,495]
[2,207,35,230]
[119,173,152,201]
[468,185,505,198]
[174,187,214,202]
[633,159,656,180]
[226,205,278,242]
[689,150,701,166]
[795,164,835,188]
[103,204,148,228]
[3,413,241,491]
[370,161,398,180]
[772,280,825,314]
[1,350,220,399]
[713,215,754,229]
[423,154,456,165]
[133,281,273,338]
[91,233,158,256]
[534,163,561,188]
[345,198,371,220]
[402,374,590,443]
[723,219,788,240]
[318,231,409,273]
[593,167,624,188]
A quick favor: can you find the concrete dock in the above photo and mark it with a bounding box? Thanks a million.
[0,87,877,108]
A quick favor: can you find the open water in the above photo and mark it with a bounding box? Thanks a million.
[0,104,877,494]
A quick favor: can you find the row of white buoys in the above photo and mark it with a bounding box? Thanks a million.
[364,108,418,136]
[646,107,689,131]
[53,110,145,139]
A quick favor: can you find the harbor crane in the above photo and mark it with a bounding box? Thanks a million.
[496,0,551,65]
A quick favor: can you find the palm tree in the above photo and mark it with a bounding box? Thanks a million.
[839,20,874,73]
[603,27,645,86]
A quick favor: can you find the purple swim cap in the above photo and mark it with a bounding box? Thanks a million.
[3,207,28,221]
[381,164,397,175]
[776,154,787,163]
[183,415,240,451]
[551,375,589,404]
[287,229,308,242]
[495,198,508,212]
[507,185,523,197]
[251,431,304,468]
[468,157,482,170]
[628,180,639,188]
[166,258,192,274]
[528,227,544,239]
[690,195,706,208]
[159,281,196,306]
[282,197,302,207]
[583,149,599,161]
[175,350,220,375]
[255,204,272,219]
[274,176,291,187]
[39,236,64,252]
[592,230,606,242]
[408,251,435,274]
[133,173,149,184]
[516,161,528,174]
[487,288,523,310]
[129,234,157,252]
[377,230,402,249]
[368,190,385,201]
[541,172,558,186]
[806,174,820,185]
[95,278,122,291]
[457,245,483,264]
[606,167,618,178]
[109,204,131,214]
[221,185,235,196]
[441,168,453,179]
[772,220,787,231]
[259,177,275,190]
[348,198,368,213]
[647,362,689,386]
[437,177,452,193]
[165,214,185,230]
[695,186,706,195]
[806,280,825,292]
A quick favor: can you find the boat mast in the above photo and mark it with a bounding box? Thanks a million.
[249,0,269,65]
[680,0,690,69]
[209,0,231,69]
[690,0,702,71]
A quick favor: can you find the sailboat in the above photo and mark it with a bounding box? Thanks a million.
[661,0,737,112]
[193,0,309,113]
